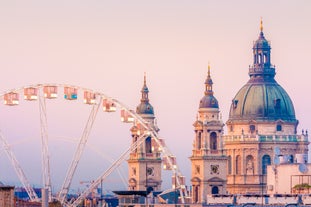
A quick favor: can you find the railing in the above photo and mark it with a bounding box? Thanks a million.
[248,66,275,74]
[129,152,161,159]
[227,175,267,185]
[224,134,308,143]
[192,149,223,157]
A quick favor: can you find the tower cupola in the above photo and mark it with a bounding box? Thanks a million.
[136,74,154,115]
[199,64,219,109]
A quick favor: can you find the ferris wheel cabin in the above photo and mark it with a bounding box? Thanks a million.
[120,109,134,123]
[43,86,58,99]
[163,155,177,170]
[64,87,78,100]
[24,87,38,101]
[4,92,19,106]
[102,99,116,112]
[83,91,96,105]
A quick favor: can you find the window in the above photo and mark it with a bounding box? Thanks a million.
[276,124,282,131]
[262,155,271,175]
[274,99,281,109]
[228,156,232,175]
[210,132,217,150]
[211,186,219,195]
[250,125,256,133]
[236,155,241,175]
[197,131,202,149]
[233,100,238,108]
[146,136,152,153]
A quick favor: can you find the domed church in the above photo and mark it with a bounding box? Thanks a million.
[224,20,309,194]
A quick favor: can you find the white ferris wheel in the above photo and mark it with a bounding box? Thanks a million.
[0,83,186,207]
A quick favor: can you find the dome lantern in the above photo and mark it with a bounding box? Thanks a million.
[249,19,275,79]
[199,64,219,109]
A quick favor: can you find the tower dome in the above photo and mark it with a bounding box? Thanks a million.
[199,65,219,109]
[228,20,297,124]
[136,74,154,115]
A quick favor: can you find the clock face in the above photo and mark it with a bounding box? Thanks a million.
[147,167,154,176]
[211,165,219,174]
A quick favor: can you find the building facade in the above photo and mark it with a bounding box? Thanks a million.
[0,185,14,207]
[224,21,309,194]
[127,75,162,192]
[190,65,227,203]
[267,162,311,195]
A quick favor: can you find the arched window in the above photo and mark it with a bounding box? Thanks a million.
[236,155,241,175]
[145,136,152,153]
[262,155,271,175]
[133,135,138,152]
[197,131,202,149]
[250,125,256,134]
[228,156,232,175]
[211,186,219,195]
[210,132,217,150]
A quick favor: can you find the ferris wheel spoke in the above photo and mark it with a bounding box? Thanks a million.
[38,91,52,201]
[68,131,151,207]
[0,131,40,202]
[58,97,102,204]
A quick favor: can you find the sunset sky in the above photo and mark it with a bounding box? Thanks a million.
[0,1,310,193]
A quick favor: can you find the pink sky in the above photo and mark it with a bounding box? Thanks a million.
[0,1,310,192]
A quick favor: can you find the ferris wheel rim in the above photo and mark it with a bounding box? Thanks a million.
[0,83,186,205]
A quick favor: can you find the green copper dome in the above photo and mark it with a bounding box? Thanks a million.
[229,76,296,122]
[137,102,154,115]
[228,23,297,123]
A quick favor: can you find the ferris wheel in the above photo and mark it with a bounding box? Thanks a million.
[0,83,186,207]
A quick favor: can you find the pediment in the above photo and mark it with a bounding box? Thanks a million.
[207,176,225,182]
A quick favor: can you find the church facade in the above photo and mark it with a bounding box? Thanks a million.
[126,20,309,204]
[190,20,309,198]
[189,65,227,203]
[224,21,308,194]
[127,75,162,192]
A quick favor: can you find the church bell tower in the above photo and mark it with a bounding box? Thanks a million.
[127,74,162,192]
[190,65,227,203]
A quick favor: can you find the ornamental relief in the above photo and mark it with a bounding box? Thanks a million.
[244,148,257,155]
[260,148,272,154]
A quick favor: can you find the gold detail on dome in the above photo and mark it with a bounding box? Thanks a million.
[260,17,263,32]
[208,62,211,77]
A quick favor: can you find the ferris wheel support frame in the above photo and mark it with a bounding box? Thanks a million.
[67,131,150,207]
[39,92,52,201]
[67,100,187,207]
[0,83,187,206]
[58,96,102,204]
[0,131,40,202]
